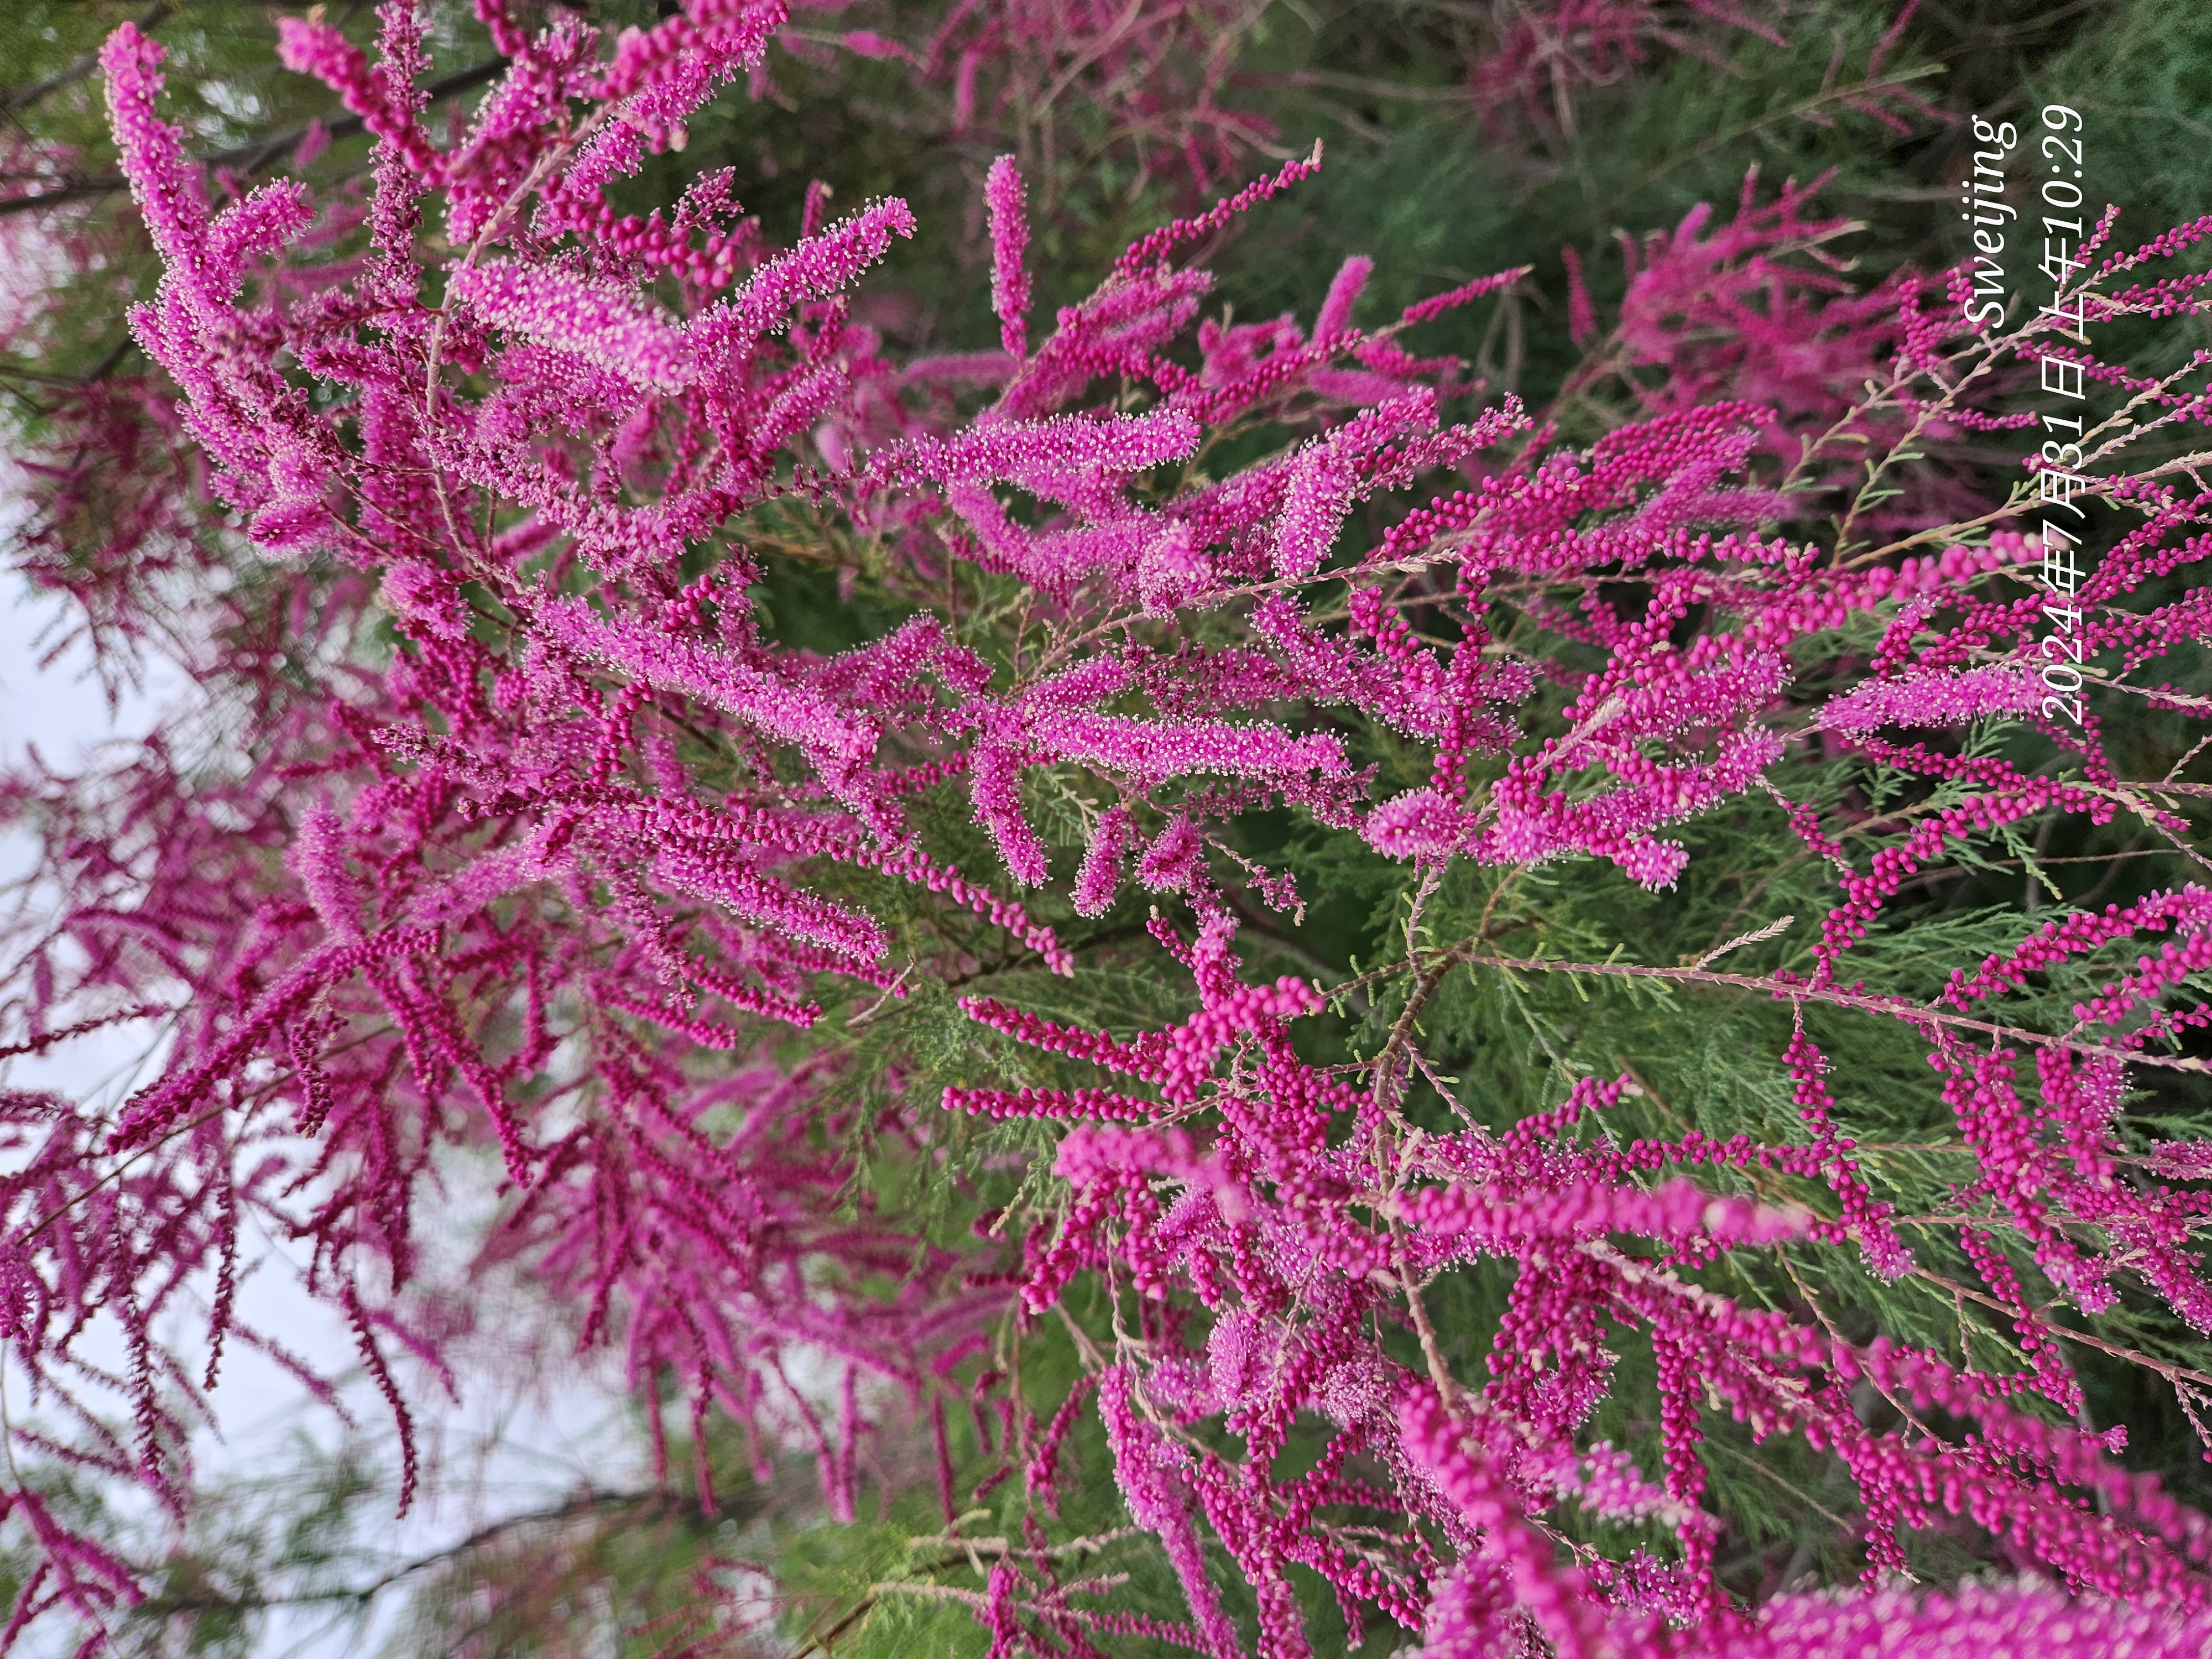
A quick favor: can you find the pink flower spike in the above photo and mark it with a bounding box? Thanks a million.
[275,11,440,181]
[1563,245,1597,346]
[984,155,1031,361]
[1072,806,1134,917]
[838,30,916,64]
[1399,1386,1609,1659]
[969,737,1048,888]
[1400,264,1531,328]
[594,0,790,110]
[534,592,876,763]
[100,26,210,283]
[1365,787,1476,862]
[1315,254,1372,341]
[1114,142,1324,277]
[1820,665,2042,734]
[448,263,697,393]
[695,196,917,364]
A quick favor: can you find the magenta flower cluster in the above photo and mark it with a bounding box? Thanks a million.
[3,2,2212,1652]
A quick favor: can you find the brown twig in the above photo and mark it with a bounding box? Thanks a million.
[0,56,509,221]
[1460,948,2210,1074]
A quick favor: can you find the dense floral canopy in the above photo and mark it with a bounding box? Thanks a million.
[3,2,2212,1655]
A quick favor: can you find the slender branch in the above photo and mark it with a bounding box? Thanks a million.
[1368,938,1475,1119]
[0,56,509,221]
[1907,1264,2212,1392]
[126,1485,729,1620]
[0,2,173,123]
[1460,949,2210,1074]
[1588,64,1947,220]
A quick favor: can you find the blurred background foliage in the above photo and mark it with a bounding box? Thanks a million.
[4,1,2211,1654]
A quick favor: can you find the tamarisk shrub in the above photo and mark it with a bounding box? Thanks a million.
[3,0,2212,1652]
